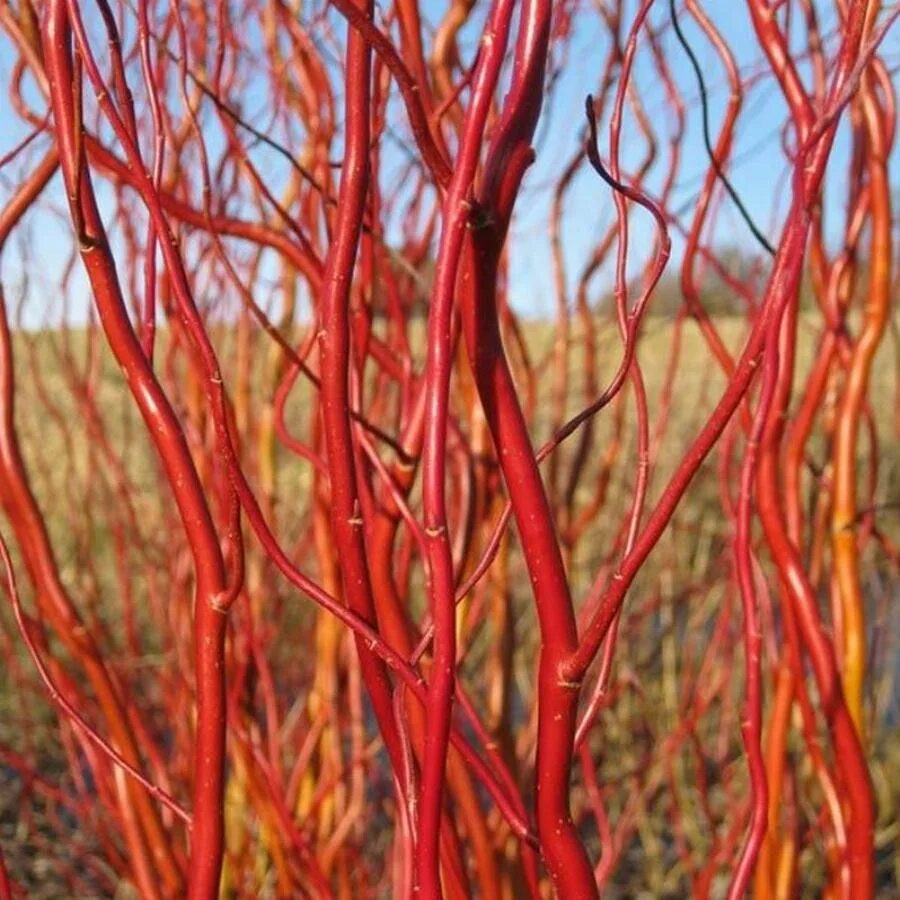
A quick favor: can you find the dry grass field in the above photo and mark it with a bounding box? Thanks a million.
[0,312,896,896]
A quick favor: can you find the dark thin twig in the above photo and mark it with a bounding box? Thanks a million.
[668,0,776,256]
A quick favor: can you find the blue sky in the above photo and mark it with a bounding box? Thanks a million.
[0,1,897,325]
[502,1,898,315]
